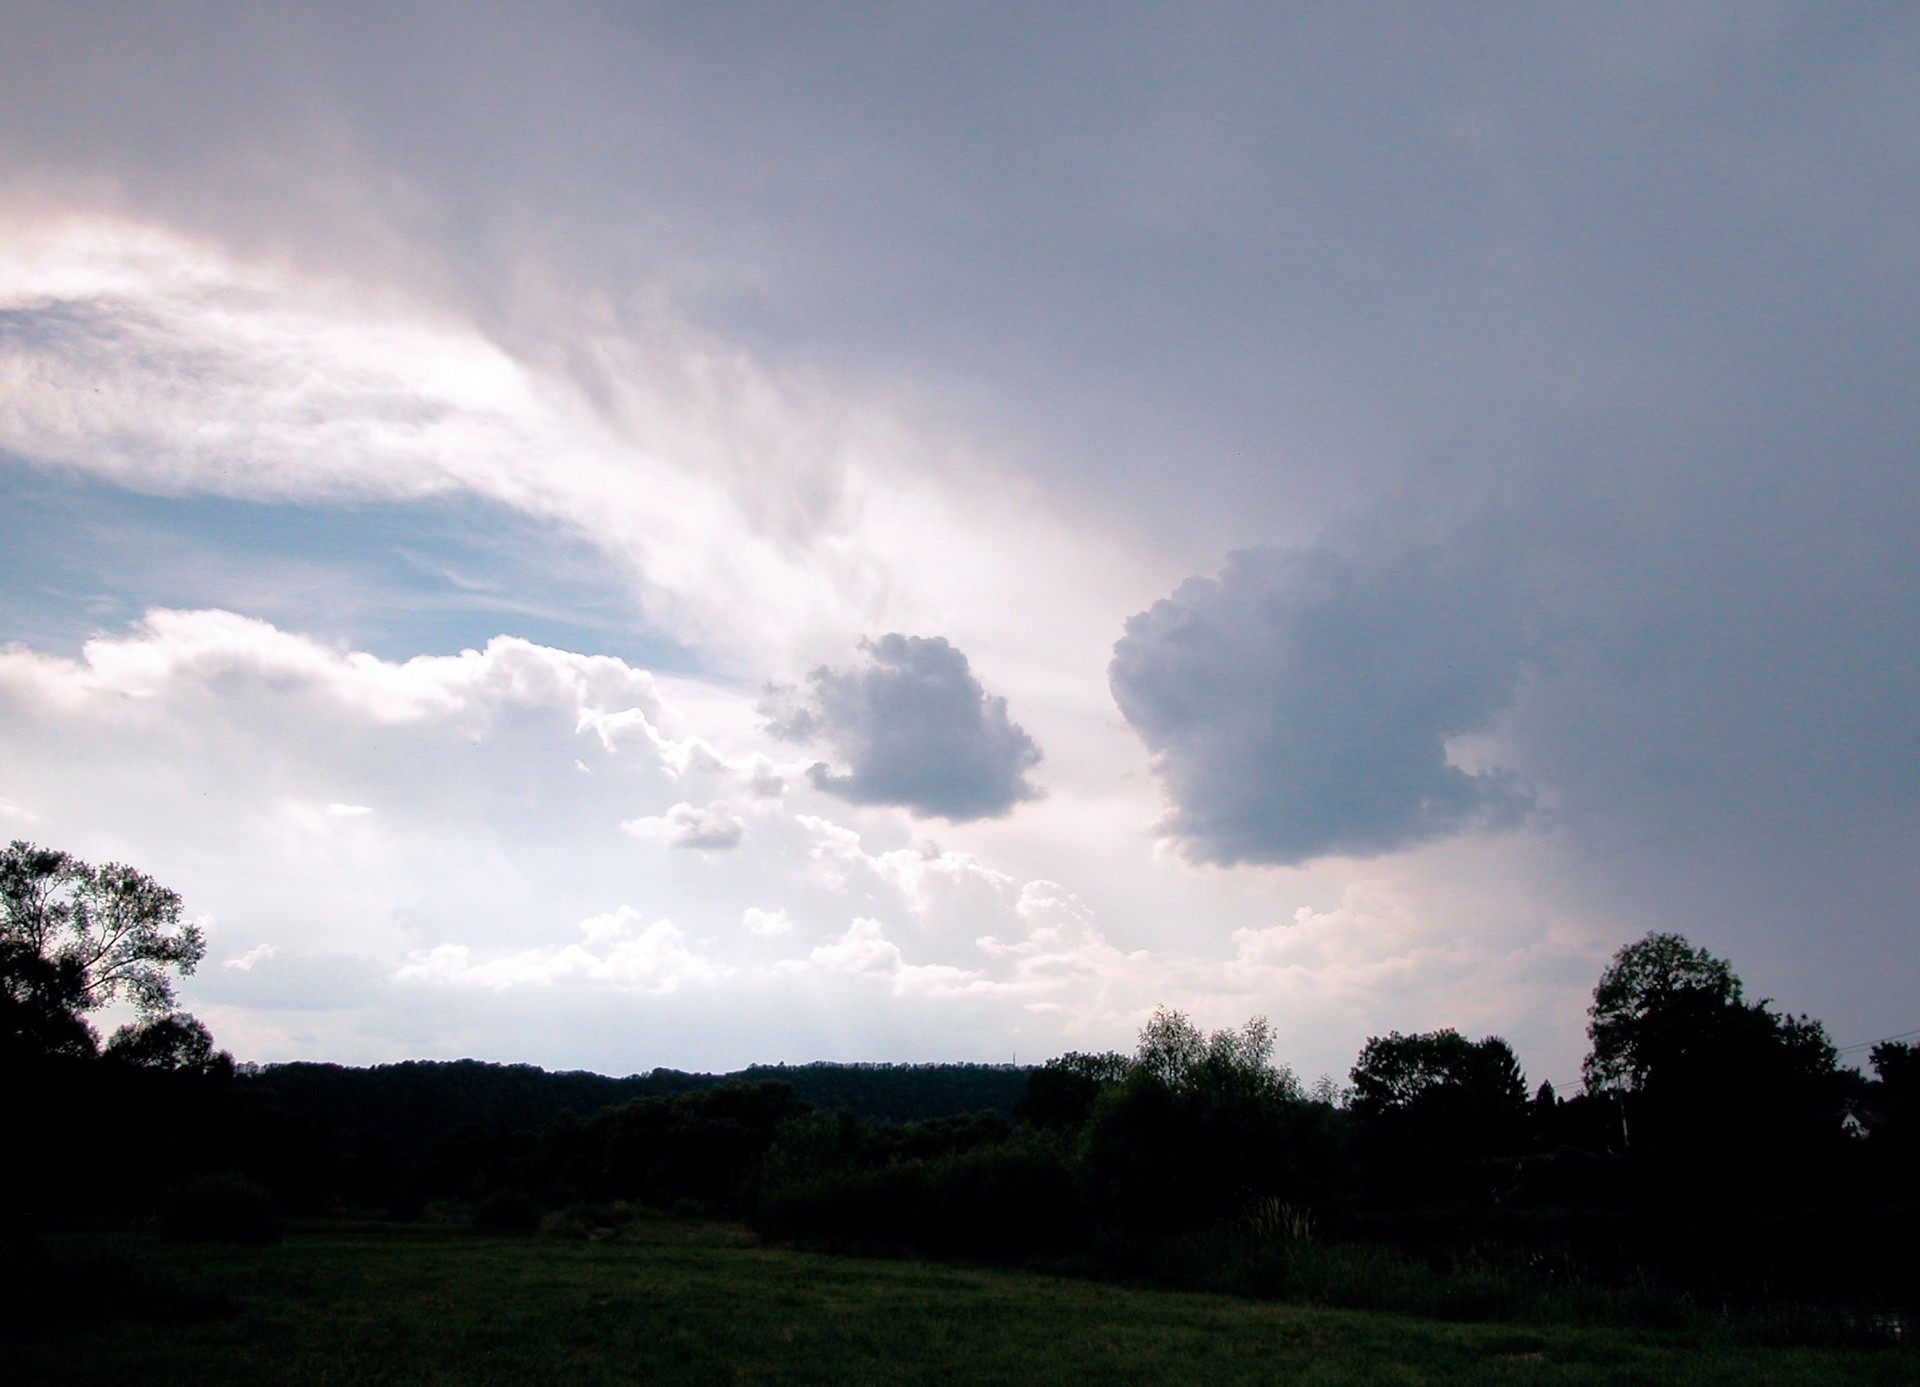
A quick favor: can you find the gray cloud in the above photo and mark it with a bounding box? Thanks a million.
[768,634,1041,821]
[1111,540,1531,866]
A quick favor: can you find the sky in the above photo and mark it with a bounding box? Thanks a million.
[2,3,1916,1086]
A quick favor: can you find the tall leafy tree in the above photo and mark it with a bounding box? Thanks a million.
[1079,1009,1324,1235]
[1015,1049,1130,1130]
[1583,931,1743,1094]
[1860,1040,1919,1181]
[1348,1029,1529,1203]
[1580,931,1848,1186]
[1349,1029,1526,1117]
[0,840,207,1060]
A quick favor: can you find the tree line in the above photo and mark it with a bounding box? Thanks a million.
[4,839,1915,1319]
[242,1057,1031,1162]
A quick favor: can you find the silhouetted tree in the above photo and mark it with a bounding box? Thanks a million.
[104,1011,231,1077]
[1,843,239,1219]
[1582,931,1743,1095]
[571,1082,811,1210]
[1348,1029,1529,1203]
[1862,1039,1920,1183]
[1349,1029,1526,1117]
[0,936,96,1061]
[1580,931,1850,1196]
[1015,1050,1130,1130]
[1081,1009,1321,1238]
[0,840,207,1059]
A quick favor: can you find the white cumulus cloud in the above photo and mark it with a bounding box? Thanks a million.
[742,906,793,937]
[397,906,728,994]
[623,802,747,851]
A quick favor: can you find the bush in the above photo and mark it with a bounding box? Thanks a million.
[470,1188,538,1234]
[159,1172,281,1245]
[542,1201,638,1240]
[755,1132,1087,1257]
[384,1181,426,1223]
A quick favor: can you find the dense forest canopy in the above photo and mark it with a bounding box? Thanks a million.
[239,1058,1034,1160]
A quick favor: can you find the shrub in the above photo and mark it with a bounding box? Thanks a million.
[470,1188,538,1233]
[542,1201,637,1240]
[158,1172,281,1245]
[755,1132,1087,1257]
[384,1181,426,1223]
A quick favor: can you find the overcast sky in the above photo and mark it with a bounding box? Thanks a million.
[2,3,1916,1086]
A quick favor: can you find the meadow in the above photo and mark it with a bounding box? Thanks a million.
[7,1215,1913,1387]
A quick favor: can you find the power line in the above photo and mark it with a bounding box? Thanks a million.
[1836,1026,1920,1055]
[1534,1024,1919,1096]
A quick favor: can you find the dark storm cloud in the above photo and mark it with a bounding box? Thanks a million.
[767,635,1041,822]
[1112,541,1531,866]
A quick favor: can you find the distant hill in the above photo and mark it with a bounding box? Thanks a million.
[238,1058,1035,1158]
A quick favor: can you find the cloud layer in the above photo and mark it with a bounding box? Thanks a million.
[4,6,1920,1073]
[0,603,1602,1079]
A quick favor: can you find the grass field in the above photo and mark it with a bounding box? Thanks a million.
[7,1216,1914,1386]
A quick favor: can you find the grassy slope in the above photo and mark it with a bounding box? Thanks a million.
[8,1219,1912,1386]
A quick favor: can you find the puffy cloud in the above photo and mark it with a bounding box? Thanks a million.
[805,917,983,997]
[790,814,1021,934]
[743,756,788,799]
[0,607,740,973]
[0,606,667,733]
[397,906,727,994]
[623,801,746,852]
[768,634,1042,821]
[808,917,901,976]
[0,601,1613,1076]
[222,943,277,972]
[741,906,792,937]
[1111,542,1531,866]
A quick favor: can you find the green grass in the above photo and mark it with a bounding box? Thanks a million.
[6,1217,1914,1386]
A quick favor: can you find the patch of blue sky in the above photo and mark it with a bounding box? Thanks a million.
[0,458,699,674]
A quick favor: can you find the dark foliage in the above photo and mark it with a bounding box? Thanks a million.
[1013,1050,1129,1130]
[1862,1039,1920,1182]
[567,1082,811,1212]
[105,1012,231,1077]
[0,940,96,1062]
[238,1057,1031,1162]
[469,1188,539,1234]
[755,1127,1088,1257]
[737,1061,1032,1124]
[1348,1029,1529,1204]
[159,1172,281,1245]
[1582,933,1857,1207]
[1078,1012,1334,1242]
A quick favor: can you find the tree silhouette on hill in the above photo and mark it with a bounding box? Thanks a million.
[1,840,210,1065]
